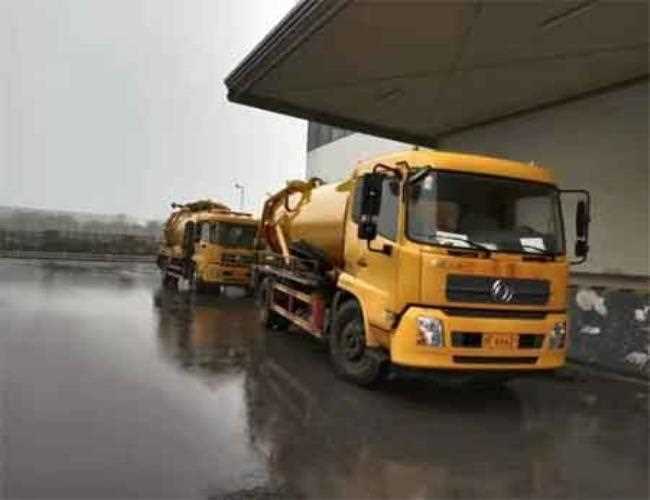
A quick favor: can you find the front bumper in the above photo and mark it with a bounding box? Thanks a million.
[201,264,251,286]
[390,307,567,371]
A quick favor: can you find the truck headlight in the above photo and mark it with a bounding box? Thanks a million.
[549,321,567,349]
[417,316,444,347]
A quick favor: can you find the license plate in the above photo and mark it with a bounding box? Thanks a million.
[483,333,516,350]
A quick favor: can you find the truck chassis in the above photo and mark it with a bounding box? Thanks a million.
[253,252,335,338]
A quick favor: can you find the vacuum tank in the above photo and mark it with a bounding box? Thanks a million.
[260,179,352,269]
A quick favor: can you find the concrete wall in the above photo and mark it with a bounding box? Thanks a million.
[306,132,407,182]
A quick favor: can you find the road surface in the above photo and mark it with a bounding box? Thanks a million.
[0,259,647,499]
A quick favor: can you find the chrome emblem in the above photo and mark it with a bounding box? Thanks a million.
[491,279,514,303]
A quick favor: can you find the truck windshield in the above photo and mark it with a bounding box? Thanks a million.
[407,170,564,255]
[209,223,256,249]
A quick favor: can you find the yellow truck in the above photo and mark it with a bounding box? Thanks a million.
[157,200,257,295]
[253,149,591,385]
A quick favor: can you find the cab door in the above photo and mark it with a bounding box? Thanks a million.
[183,221,196,260]
[194,222,219,266]
[344,176,401,331]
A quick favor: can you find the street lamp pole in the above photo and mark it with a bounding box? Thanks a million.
[234,183,245,211]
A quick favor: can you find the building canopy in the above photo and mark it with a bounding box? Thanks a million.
[226,0,648,147]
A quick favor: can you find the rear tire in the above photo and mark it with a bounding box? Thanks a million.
[329,300,385,386]
[162,272,178,290]
[258,278,289,330]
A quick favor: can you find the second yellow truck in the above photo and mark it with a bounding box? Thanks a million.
[253,149,591,385]
[157,200,257,295]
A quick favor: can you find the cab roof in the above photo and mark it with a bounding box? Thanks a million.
[353,149,556,185]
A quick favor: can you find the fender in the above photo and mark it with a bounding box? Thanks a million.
[335,272,389,348]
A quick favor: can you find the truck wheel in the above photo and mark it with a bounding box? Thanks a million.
[156,254,167,270]
[190,267,207,294]
[329,300,384,386]
[258,278,289,330]
[162,273,178,290]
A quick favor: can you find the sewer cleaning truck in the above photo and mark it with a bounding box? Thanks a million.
[157,200,258,295]
[253,149,591,385]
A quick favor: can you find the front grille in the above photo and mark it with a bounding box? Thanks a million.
[446,275,550,306]
[442,308,548,319]
[518,334,544,349]
[453,356,538,365]
[451,332,482,348]
[222,254,254,267]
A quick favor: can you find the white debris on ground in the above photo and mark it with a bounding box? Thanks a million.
[579,325,601,335]
[634,306,650,322]
[575,288,608,316]
[624,349,649,372]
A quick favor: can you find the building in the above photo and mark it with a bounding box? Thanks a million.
[305,79,649,377]
[227,1,649,377]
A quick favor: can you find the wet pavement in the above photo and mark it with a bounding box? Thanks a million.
[0,258,647,499]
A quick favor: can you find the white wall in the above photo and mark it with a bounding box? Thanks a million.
[438,82,648,277]
[307,133,408,182]
[306,82,649,277]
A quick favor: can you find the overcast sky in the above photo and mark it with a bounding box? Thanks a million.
[0,0,306,221]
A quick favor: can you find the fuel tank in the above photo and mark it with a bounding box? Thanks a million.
[261,179,352,268]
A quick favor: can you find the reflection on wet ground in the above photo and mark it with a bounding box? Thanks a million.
[0,259,647,499]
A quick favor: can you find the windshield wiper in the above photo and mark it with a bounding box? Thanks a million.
[431,234,493,253]
[520,245,556,257]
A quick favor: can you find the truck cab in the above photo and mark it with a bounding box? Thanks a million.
[189,214,258,293]
[333,150,590,381]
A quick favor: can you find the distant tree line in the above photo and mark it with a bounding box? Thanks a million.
[0,209,162,255]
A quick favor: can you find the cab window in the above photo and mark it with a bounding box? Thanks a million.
[200,222,210,241]
[377,178,399,240]
[351,176,399,241]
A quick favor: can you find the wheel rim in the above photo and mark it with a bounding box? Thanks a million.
[339,320,365,361]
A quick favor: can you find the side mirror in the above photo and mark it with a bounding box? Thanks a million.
[357,173,385,241]
[575,239,589,259]
[576,200,589,239]
[358,220,378,240]
[561,189,591,265]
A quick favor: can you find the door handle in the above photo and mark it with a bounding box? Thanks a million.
[357,257,368,267]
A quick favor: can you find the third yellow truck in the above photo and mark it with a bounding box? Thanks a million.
[157,200,257,296]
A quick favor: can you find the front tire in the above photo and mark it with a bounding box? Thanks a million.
[329,300,384,386]
[189,267,207,294]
